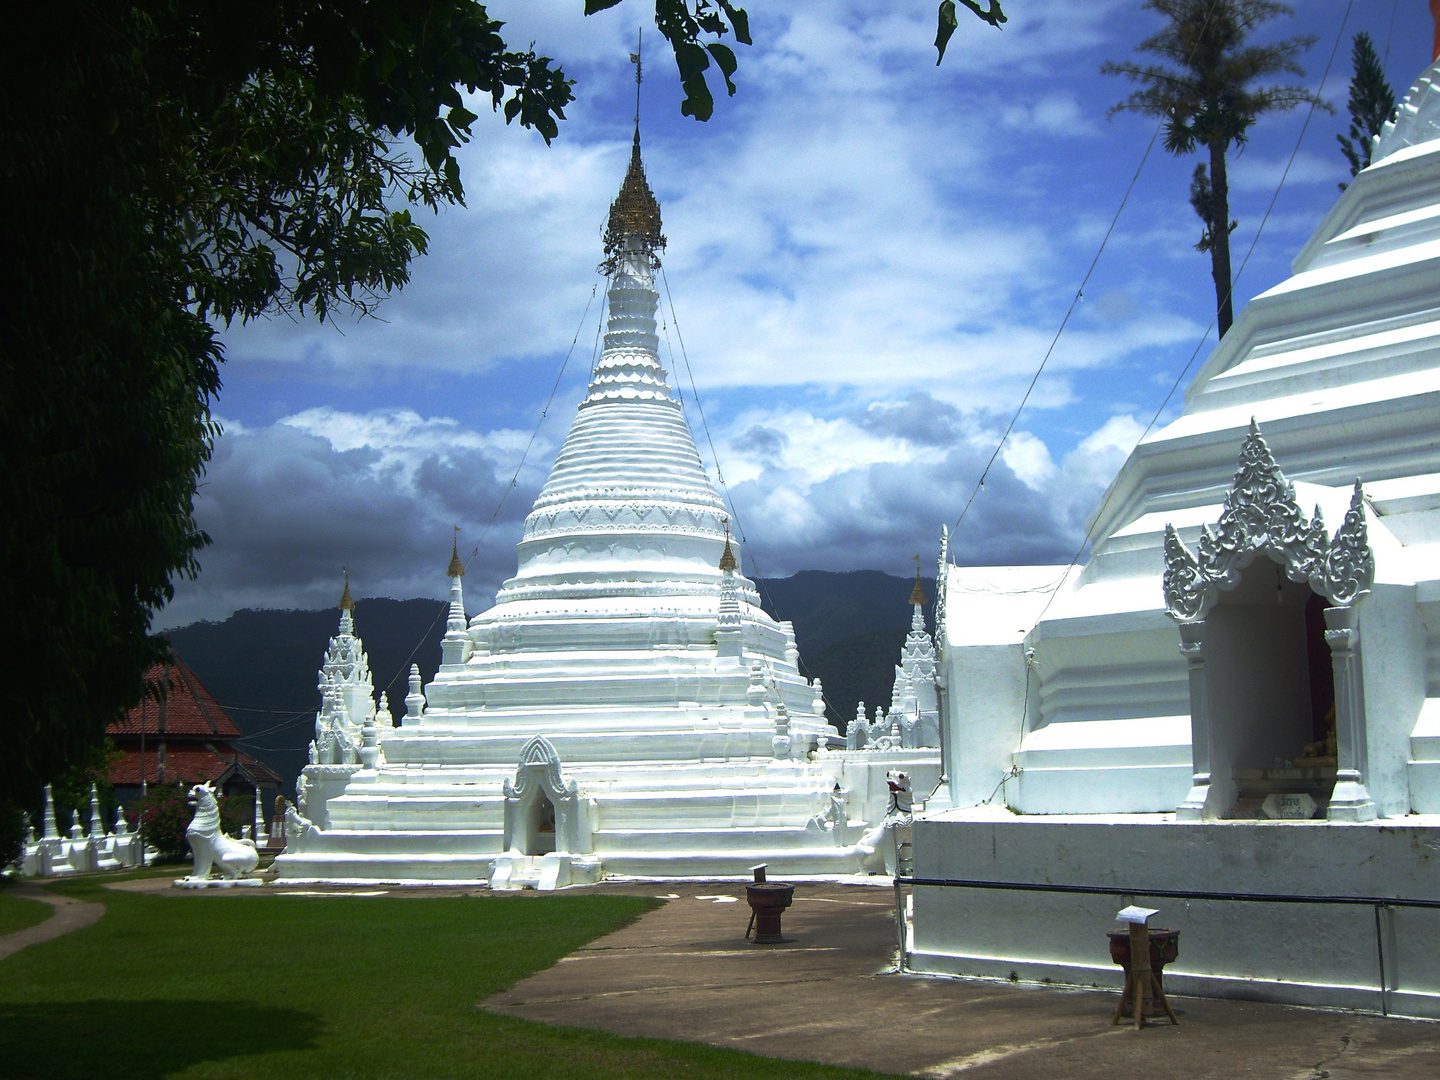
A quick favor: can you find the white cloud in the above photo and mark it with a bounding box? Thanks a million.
[174,0,1433,627]
[1229,150,1347,194]
[1002,94,1097,137]
[1002,430,1058,488]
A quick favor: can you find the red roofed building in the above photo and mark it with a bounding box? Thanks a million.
[108,657,280,817]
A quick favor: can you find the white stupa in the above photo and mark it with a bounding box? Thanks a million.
[277,128,939,887]
[909,57,1440,1018]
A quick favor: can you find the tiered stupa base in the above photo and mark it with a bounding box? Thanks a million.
[275,753,907,884]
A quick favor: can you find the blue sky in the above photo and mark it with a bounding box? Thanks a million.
[160,0,1434,627]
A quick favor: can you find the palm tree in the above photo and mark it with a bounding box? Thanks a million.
[1102,1,1327,337]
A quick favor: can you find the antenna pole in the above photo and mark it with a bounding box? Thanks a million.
[632,28,643,126]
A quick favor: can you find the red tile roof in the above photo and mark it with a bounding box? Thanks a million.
[109,659,242,739]
[108,745,280,787]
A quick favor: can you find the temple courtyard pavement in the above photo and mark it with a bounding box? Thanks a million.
[9,875,1432,1079]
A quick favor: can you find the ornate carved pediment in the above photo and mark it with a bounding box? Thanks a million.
[503,735,579,799]
[1163,421,1373,621]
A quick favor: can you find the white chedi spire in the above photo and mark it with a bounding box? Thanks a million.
[311,574,378,765]
[492,131,744,619]
[889,567,941,749]
[88,783,102,837]
[406,663,427,720]
[442,531,472,667]
[42,784,58,840]
[715,518,743,659]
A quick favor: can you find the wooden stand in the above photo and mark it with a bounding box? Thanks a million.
[1111,921,1178,1028]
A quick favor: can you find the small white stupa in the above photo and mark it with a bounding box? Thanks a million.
[277,125,939,887]
[846,568,941,751]
[910,54,1440,1019]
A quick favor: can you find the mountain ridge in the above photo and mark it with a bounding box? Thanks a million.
[166,570,935,795]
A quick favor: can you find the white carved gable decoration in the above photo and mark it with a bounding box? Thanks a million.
[503,734,579,800]
[1163,421,1374,622]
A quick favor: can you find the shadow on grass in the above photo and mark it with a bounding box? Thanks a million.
[0,998,323,1079]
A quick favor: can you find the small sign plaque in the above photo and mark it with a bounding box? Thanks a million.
[1116,905,1159,924]
[1262,792,1317,819]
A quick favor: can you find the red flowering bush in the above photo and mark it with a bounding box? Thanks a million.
[133,785,192,862]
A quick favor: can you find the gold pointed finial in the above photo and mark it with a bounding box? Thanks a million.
[909,555,927,606]
[447,526,465,578]
[600,37,665,277]
[339,567,355,611]
[718,516,738,572]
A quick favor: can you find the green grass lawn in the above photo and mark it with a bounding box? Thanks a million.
[0,888,51,937]
[0,880,893,1080]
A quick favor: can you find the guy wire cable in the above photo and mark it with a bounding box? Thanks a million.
[221,709,314,740]
[948,0,1229,543]
[660,268,859,723]
[381,281,601,702]
[1003,0,1357,664]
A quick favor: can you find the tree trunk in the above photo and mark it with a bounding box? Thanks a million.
[1208,141,1234,338]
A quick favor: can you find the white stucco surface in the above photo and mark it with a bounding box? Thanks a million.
[914,60,1440,1017]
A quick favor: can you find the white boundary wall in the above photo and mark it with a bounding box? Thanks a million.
[907,811,1440,1019]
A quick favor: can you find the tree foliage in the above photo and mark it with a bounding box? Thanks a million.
[1337,32,1397,189]
[585,0,752,121]
[0,2,577,817]
[0,1,1009,829]
[1188,162,1236,254]
[935,1,1009,65]
[1101,0,1326,338]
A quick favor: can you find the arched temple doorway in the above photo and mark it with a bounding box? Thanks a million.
[1200,557,1336,816]
[1163,422,1376,822]
[500,734,593,857]
[522,789,557,856]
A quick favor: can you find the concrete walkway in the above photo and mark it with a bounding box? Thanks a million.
[485,882,1440,1080]
[0,885,104,961]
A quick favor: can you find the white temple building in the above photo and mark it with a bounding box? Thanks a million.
[277,129,939,888]
[910,59,1440,1019]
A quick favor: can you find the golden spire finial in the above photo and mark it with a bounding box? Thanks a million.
[339,566,355,611]
[448,526,465,578]
[718,516,738,572]
[600,35,665,276]
[909,555,927,606]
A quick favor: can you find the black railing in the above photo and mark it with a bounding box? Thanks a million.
[896,876,1440,909]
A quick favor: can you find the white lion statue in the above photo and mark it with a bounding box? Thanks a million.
[185,783,259,880]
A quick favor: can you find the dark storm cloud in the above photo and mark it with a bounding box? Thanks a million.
[854,392,967,447]
[732,424,789,461]
[728,438,1077,580]
[160,421,540,627]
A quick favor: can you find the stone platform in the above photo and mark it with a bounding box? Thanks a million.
[484,881,1440,1079]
